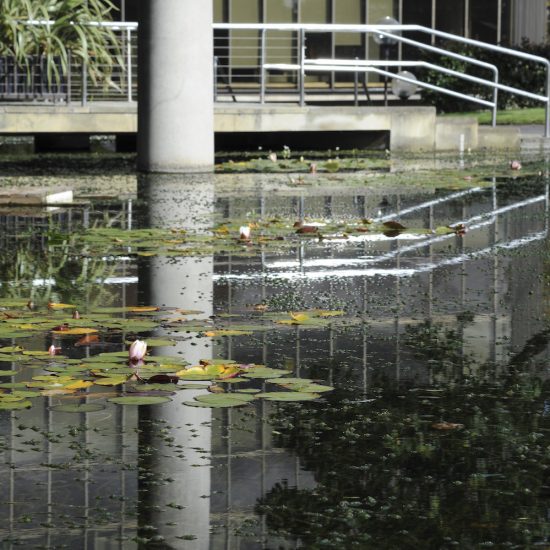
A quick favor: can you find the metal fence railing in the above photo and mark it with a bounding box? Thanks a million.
[2,21,549,136]
[0,22,137,105]
[214,23,550,136]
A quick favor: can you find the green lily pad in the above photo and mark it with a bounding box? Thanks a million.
[236,388,262,394]
[0,399,32,410]
[108,396,172,405]
[45,365,91,374]
[255,391,322,402]
[188,393,255,408]
[0,346,24,353]
[243,367,292,379]
[93,376,129,386]
[11,390,41,398]
[49,403,106,413]
[0,370,18,376]
[214,377,247,384]
[127,383,181,392]
[0,382,26,389]
[0,299,29,307]
[179,383,210,389]
[275,382,334,393]
[266,377,311,385]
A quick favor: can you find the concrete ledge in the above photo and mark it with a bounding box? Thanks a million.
[436,117,478,151]
[478,125,520,150]
[215,104,436,151]
[0,187,73,205]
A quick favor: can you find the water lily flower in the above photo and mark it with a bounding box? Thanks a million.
[510,160,522,170]
[48,344,57,356]
[129,339,147,362]
[239,225,251,240]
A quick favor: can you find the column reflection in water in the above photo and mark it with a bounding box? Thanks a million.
[138,173,214,549]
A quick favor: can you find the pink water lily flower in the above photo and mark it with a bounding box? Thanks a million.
[129,339,147,363]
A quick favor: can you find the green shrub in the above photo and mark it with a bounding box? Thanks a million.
[416,40,549,113]
[0,0,121,88]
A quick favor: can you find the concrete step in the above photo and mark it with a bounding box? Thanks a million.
[520,134,550,153]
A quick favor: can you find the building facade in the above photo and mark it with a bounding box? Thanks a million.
[112,0,548,93]
[114,0,547,45]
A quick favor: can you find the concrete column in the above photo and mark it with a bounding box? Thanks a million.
[137,1,214,173]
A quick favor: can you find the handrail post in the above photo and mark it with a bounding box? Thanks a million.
[126,27,132,102]
[299,29,305,107]
[546,61,550,138]
[67,48,71,105]
[354,57,359,106]
[492,67,498,127]
[260,28,266,104]
[81,59,87,106]
[213,55,218,102]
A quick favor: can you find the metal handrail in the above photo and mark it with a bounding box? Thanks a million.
[214,23,550,137]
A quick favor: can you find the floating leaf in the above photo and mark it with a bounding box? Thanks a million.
[127,383,181,392]
[314,310,345,318]
[49,403,106,413]
[0,399,32,410]
[179,383,210,389]
[0,346,24,353]
[243,367,292,379]
[52,327,99,335]
[204,329,252,337]
[108,396,172,405]
[0,370,17,376]
[48,302,77,310]
[255,392,322,402]
[11,390,41,398]
[268,379,334,393]
[64,380,94,390]
[267,377,312,385]
[188,393,254,408]
[94,376,129,386]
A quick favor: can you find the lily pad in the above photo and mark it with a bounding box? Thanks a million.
[187,393,255,408]
[93,376,129,386]
[179,383,210,389]
[108,396,172,405]
[0,399,32,410]
[243,367,292,379]
[0,370,18,376]
[255,391,322,402]
[49,403,106,413]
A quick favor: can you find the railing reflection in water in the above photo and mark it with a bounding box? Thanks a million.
[0,176,548,548]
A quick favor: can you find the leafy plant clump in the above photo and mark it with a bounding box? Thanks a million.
[0,300,335,410]
[0,0,122,88]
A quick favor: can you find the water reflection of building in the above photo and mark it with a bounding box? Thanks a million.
[0,176,549,548]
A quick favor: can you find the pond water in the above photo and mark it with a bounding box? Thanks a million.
[1,159,550,549]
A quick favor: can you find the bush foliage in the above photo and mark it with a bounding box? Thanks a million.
[416,40,549,113]
[0,0,121,87]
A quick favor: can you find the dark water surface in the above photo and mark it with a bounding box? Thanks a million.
[1,166,550,549]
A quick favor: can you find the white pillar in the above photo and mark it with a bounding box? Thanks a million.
[137,0,214,172]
